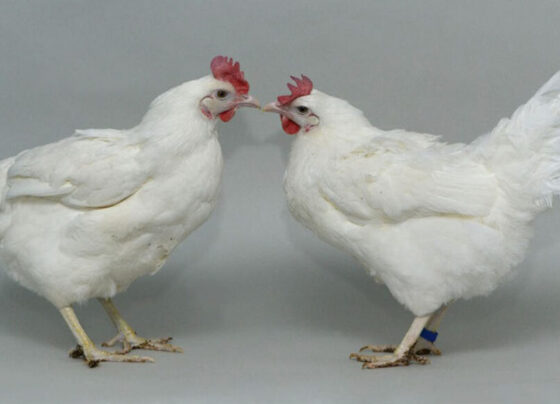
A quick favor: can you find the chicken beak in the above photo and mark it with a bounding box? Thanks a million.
[262,102,283,113]
[235,94,261,109]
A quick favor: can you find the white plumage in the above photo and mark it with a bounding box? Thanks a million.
[264,72,560,368]
[1,84,221,307]
[0,57,259,366]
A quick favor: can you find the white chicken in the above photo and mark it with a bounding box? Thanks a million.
[264,73,560,368]
[0,56,259,366]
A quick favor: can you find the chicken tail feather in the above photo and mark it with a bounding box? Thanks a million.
[478,71,560,211]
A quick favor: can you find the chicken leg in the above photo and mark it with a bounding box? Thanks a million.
[356,305,448,358]
[98,298,183,354]
[350,305,449,368]
[412,304,447,355]
[60,306,154,367]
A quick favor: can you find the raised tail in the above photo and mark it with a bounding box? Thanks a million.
[477,71,560,211]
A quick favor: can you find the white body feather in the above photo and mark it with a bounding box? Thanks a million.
[284,72,560,316]
[0,76,223,308]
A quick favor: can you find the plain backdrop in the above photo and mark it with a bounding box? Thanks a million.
[1,1,560,403]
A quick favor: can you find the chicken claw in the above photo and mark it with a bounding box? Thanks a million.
[98,298,183,354]
[102,333,183,354]
[69,344,154,368]
[358,344,398,353]
[350,351,429,369]
[358,340,441,356]
[349,314,435,369]
[352,305,446,368]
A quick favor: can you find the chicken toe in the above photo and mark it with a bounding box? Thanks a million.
[102,333,183,354]
[98,298,183,354]
[354,351,429,369]
[358,340,441,356]
[350,314,435,369]
[60,306,154,367]
[69,344,154,368]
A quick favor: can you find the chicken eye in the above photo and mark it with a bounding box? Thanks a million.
[216,89,229,99]
[296,106,309,114]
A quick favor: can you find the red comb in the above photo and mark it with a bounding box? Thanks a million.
[277,75,313,105]
[210,56,249,95]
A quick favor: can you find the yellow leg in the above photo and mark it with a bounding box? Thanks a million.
[413,304,448,355]
[98,298,183,354]
[356,304,449,358]
[59,306,154,367]
[350,314,433,369]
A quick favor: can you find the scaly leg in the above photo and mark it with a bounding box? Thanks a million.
[412,304,448,355]
[358,304,449,357]
[350,314,432,368]
[98,298,183,354]
[60,306,154,367]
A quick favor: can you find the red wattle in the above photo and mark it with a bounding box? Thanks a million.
[281,116,300,135]
[219,109,236,122]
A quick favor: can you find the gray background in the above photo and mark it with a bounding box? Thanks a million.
[1,1,560,402]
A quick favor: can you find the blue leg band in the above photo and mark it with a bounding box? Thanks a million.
[420,328,438,343]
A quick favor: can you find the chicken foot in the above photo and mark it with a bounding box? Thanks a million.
[358,305,448,357]
[350,305,449,369]
[98,298,183,354]
[60,306,154,367]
